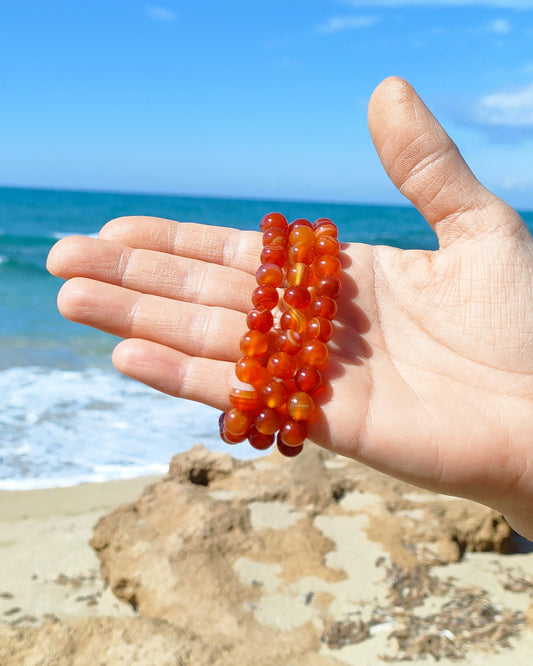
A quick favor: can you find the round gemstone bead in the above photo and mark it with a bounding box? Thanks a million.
[289,225,315,247]
[306,316,334,342]
[311,296,338,320]
[246,308,274,333]
[284,285,311,310]
[313,218,338,238]
[287,392,315,421]
[288,242,314,265]
[224,408,252,436]
[252,285,279,310]
[260,212,288,233]
[261,380,288,408]
[295,366,323,393]
[289,218,312,230]
[256,263,283,288]
[300,340,329,367]
[287,262,313,288]
[235,356,264,384]
[279,419,307,446]
[240,330,269,357]
[248,427,275,451]
[315,236,340,257]
[261,245,287,267]
[254,407,282,435]
[316,275,342,299]
[267,352,296,379]
[280,308,307,334]
[229,382,261,412]
[262,227,288,247]
[315,255,342,278]
[276,329,302,355]
[277,439,304,457]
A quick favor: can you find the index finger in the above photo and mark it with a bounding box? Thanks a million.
[99,216,262,274]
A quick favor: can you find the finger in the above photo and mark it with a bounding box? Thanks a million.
[48,235,256,312]
[367,76,525,247]
[112,338,234,410]
[99,216,262,273]
[57,277,243,362]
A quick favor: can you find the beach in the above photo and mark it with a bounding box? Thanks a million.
[2,445,533,665]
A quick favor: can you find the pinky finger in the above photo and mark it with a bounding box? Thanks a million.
[112,338,233,411]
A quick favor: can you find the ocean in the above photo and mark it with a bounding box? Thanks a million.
[1,186,531,489]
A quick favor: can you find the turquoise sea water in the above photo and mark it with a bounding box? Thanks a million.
[1,186,531,488]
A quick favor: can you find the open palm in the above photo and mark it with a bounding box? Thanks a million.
[47,78,533,538]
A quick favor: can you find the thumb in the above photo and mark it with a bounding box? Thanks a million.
[367,76,523,248]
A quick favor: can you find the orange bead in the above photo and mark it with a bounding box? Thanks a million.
[315,236,340,257]
[246,308,274,333]
[219,412,247,443]
[313,218,338,238]
[279,419,307,446]
[256,263,283,288]
[311,296,338,320]
[262,227,288,247]
[248,427,275,451]
[261,244,287,267]
[286,262,313,288]
[260,212,288,233]
[267,352,296,379]
[315,255,342,278]
[289,218,312,230]
[289,225,315,247]
[306,317,334,342]
[229,382,261,411]
[284,286,311,310]
[224,408,252,436]
[261,380,288,408]
[252,285,279,310]
[280,308,307,334]
[316,275,341,299]
[288,242,314,265]
[240,330,269,356]
[277,439,304,457]
[287,392,315,421]
[300,340,329,367]
[254,407,282,435]
[276,330,302,355]
[295,366,323,393]
[235,356,264,384]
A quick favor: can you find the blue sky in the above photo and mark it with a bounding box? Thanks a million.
[2,1,533,209]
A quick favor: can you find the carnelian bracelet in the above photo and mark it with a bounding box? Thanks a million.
[219,212,341,457]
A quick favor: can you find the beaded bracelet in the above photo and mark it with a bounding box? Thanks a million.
[219,212,341,458]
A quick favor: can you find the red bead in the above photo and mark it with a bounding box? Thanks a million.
[288,242,314,265]
[240,330,269,356]
[287,392,315,421]
[276,330,302,355]
[224,408,252,436]
[277,439,304,457]
[262,227,288,247]
[316,275,341,299]
[289,218,312,230]
[267,352,296,379]
[311,296,338,320]
[248,427,275,451]
[300,341,329,367]
[315,255,342,278]
[235,356,264,384]
[286,262,313,288]
[315,236,340,257]
[261,380,288,408]
[289,225,315,247]
[246,308,274,333]
[295,366,323,393]
[256,263,283,288]
[260,212,288,233]
[306,317,334,342]
[254,407,282,435]
[280,308,307,334]
[313,218,338,238]
[229,382,261,411]
[284,286,311,310]
[261,245,287,267]
[279,419,307,446]
[252,285,279,310]
[219,412,247,443]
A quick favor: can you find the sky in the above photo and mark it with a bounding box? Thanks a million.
[1,0,533,209]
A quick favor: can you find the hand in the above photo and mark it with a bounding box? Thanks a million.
[47,77,533,538]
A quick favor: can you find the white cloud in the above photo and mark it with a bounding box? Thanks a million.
[475,82,533,128]
[346,0,533,7]
[146,5,178,22]
[487,18,512,32]
[317,15,380,34]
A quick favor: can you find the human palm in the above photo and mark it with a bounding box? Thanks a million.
[47,78,533,537]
